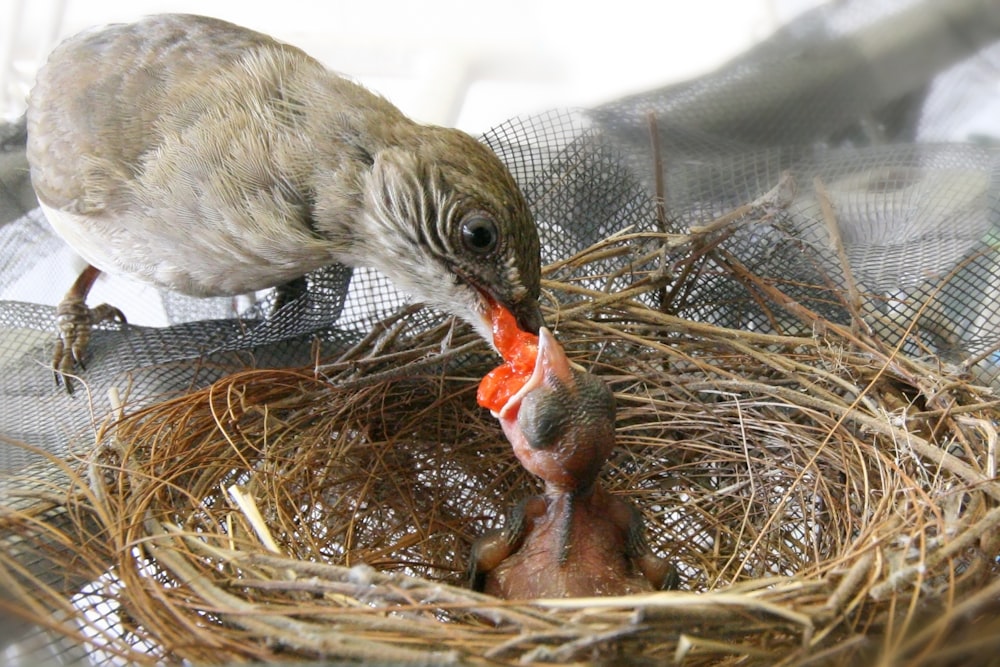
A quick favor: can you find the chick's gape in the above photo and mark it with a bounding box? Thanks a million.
[26,13,544,390]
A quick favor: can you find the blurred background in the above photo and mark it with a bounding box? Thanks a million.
[4,0,1000,334]
[2,0,831,132]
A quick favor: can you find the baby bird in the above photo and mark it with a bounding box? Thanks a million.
[471,328,675,598]
[26,14,543,388]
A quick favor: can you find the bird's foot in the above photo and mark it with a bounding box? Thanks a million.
[53,296,126,394]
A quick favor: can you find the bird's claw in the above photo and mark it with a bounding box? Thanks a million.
[53,297,126,394]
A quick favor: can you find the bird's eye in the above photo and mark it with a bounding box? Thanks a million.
[460,213,499,255]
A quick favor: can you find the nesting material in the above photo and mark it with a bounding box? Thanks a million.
[2,223,1000,666]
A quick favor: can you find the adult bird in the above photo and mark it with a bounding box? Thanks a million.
[25,13,543,389]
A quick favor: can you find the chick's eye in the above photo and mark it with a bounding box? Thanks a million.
[518,393,562,451]
[460,214,499,255]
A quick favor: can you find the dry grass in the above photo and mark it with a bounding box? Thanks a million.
[2,218,1000,665]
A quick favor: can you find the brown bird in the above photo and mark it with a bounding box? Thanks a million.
[25,14,543,389]
[471,328,675,598]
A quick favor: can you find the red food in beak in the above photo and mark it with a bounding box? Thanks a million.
[476,301,539,413]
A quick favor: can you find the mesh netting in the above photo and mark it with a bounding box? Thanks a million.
[3,1,1000,665]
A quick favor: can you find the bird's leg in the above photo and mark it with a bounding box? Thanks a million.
[53,264,126,393]
[624,504,678,590]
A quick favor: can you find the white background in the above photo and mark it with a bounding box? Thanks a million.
[3,0,828,132]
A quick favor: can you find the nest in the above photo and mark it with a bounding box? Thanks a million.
[3,218,1000,666]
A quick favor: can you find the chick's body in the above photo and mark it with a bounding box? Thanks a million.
[472,329,674,599]
[27,14,542,345]
[481,485,660,599]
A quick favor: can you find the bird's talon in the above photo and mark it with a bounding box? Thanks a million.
[52,298,125,393]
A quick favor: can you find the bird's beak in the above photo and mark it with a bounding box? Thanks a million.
[510,298,544,335]
[535,325,573,387]
[471,288,543,342]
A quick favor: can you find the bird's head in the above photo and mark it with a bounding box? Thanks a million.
[497,327,617,494]
[360,126,542,340]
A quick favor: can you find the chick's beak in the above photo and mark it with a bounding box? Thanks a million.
[498,326,571,422]
[536,325,573,388]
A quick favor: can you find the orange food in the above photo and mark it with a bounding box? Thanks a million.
[476,302,539,412]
